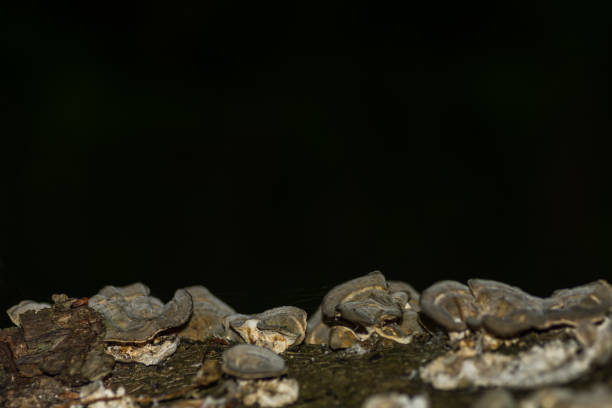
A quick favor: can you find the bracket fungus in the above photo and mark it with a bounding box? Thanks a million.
[321,270,388,322]
[420,315,612,390]
[306,271,424,349]
[335,291,403,327]
[88,283,193,343]
[420,281,480,333]
[467,279,547,337]
[387,280,421,312]
[328,325,361,350]
[225,306,307,353]
[4,276,612,407]
[544,280,612,326]
[419,279,612,390]
[88,283,193,365]
[304,307,330,345]
[179,285,236,342]
[420,278,612,340]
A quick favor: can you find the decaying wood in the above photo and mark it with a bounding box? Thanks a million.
[1,293,612,408]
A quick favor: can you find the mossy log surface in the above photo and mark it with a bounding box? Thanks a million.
[1,301,612,407]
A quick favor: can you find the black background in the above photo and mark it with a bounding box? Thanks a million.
[1,4,610,328]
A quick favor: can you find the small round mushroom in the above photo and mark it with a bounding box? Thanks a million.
[222,344,287,379]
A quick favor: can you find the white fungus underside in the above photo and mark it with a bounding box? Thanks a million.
[362,392,429,408]
[105,336,180,366]
[238,378,299,407]
[235,319,298,354]
[76,380,137,408]
[420,318,612,390]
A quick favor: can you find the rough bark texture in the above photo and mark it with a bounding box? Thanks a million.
[1,298,611,408]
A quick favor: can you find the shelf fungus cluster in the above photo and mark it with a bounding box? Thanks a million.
[3,274,612,407]
[420,279,612,340]
[88,283,193,366]
[224,306,307,353]
[419,278,612,390]
[305,271,424,349]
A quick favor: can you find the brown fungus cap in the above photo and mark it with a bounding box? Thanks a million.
[420,278,612,338]
[89,283,193,343]
[420,280,479,332]
[321,271,388,322]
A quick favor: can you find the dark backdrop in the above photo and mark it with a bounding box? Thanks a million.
[1,4,610,328]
